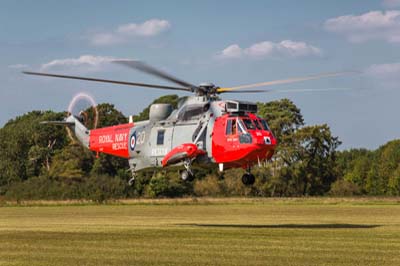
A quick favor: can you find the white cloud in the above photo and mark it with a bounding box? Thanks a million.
[366,62,400,78]
[383,0,400,8]
[244,41,275,57]
[365,62,400,88]
[8,64,29,69]
[89,19,171,46]
[40,55,126,72]
[116,19,171,36]
[324,10,400,43]
[217,40,321,59]
[218,44,243,59]
[275,40,322,57]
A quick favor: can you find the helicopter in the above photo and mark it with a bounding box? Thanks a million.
[23,60,352,186]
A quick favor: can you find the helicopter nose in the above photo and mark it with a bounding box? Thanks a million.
[254,134,276,146]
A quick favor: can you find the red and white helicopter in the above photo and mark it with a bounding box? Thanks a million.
[24,61,351,185]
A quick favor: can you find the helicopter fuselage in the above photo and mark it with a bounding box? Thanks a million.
[88,96,277,175]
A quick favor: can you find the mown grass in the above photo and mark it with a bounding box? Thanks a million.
[0,198,399,265]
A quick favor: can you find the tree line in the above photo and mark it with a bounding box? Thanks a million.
[0,95,399,201]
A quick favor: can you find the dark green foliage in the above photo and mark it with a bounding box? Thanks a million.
[85,103,127,129]
[329,179,361,196]
[0,111,67,188]
[4,175,128,202]
[289,124,341,195]
[257,98,304,140]
[257,99,341,196]
[1,95,399,200]
[334,140,400,196]
[147,171,192,198]
[84,175,127,203]
[49,143,93,180]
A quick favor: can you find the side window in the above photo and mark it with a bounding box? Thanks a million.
[177,104,206,121]
[226,119,232,135]
[225,119,237,135]
[157,130,165,145]
[260,119,270,131]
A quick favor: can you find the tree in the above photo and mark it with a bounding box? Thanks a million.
[49,143,93,180]
[336,149,372,190]
[256,99,305,195]
[257,100,341,196]
[0,111,67,188]
[257,98,304,141]
[85,103,127,129]
[291,124,341,195]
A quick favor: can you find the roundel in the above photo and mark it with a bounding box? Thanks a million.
[130,132,137,151]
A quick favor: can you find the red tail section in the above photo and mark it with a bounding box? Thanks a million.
[89,123,133,158]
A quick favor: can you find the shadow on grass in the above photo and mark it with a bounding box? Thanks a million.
[178,223,381,229]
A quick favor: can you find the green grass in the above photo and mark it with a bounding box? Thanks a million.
[0,198,399,266]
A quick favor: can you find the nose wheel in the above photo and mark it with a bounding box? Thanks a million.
[180,158,195,181]
[180,169,195,181]
[242,173,255,186]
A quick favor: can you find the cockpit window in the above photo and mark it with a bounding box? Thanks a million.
[260,119,270,131]
[226,119,237,135]
[253,120,262,130]
[237,119,247,133]
[242,119,256,130]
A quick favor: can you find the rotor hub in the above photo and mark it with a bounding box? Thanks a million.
[197,82,218,96]
[198,82,215,88]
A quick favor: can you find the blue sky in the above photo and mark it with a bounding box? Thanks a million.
[1,0,400,149]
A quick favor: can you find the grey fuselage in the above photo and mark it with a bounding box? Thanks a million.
[127,96,224,172]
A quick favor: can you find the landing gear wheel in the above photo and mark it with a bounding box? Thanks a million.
[180,170,195,181]
[242,173,255,186]
[128,166,136,186]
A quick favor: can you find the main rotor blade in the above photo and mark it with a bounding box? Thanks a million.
[23,71,190,92]
[219,89,269,93]
[221,87,358,94]
[114,60,198,91]
[217,71,358,93]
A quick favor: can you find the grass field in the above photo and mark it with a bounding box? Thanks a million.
[0,198,399,266]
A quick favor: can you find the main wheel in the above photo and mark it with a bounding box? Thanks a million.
[242,173,255,186]
[248,174,255,185]
[180,170,195,181]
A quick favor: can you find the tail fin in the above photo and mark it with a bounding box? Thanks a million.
[41,115,90,148]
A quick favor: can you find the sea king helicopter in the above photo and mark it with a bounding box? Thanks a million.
[23,61,350,186]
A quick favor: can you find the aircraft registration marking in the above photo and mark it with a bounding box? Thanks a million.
[136,131,146,145]
[151,148,168,156]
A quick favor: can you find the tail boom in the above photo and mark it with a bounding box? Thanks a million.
[42,115,134,158]
[89,123,134,158]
